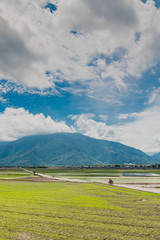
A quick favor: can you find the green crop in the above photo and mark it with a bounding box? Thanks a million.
[0,180,159,239]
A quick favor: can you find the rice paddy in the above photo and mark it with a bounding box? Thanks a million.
[0,168,159,239]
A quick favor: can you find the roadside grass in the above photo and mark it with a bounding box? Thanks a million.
[0,181,159,239]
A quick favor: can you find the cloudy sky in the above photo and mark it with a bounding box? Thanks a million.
[0,0,160,153]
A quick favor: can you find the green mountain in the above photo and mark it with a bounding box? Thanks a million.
[0,133,157,166]
[152,152,160,161]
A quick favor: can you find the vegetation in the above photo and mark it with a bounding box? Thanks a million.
[0,168,31,179]
[27,166,160,174]
[153,151,160,160]
[0,133,156,166]
[28,167,160,184]
[0,180,159,240]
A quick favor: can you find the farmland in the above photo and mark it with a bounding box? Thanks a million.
[28,167,160,184]
[0,168,160,239]
[0,169,31,180]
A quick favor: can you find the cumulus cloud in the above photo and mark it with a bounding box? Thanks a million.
[115,107,160,153]
[0,15,53,89]
[74,114,117,141]
[59,0,138,33]
[0,108,75,141]
[74,108,160,153]
[85,0,138,32]
[0,0,160,102]
[1,106,160,153]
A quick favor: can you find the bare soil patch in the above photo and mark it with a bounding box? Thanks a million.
[16,232,32,240]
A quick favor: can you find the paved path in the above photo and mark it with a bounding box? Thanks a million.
[20,168,33,174]
[35,173,87,182]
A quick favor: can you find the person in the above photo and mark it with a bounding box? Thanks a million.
[108,178,113,184]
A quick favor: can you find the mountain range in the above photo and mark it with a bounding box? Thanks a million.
[0,133,157,166]
[152,152,160,161]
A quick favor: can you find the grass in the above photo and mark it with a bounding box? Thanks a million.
[0,169,31,179]
[0,180,160,239]
[28,168,160,175]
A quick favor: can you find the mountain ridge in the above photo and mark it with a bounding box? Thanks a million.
[152,152,160,160]
[0,133,157,166]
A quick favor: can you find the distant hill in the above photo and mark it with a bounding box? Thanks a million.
[0,133,157,166]
[152,152,160,161]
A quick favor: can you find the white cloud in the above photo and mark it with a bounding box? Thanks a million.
[115,107,160,153]
[0,15,53,89]
[74,114,117,141]
[0,108,75,141]
[0,0,160,102]
[59,0,138,33]
[74,108,160,153]
[1,106,160,153]
[0,96,7,103]
[118,112,145,119]
[99,115,108,121]
[147,87,160,105]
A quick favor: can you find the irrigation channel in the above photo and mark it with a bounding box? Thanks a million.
[21,168,160,194]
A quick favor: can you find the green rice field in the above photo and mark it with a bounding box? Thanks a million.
[0,169,31,179]
[0,169,160,239]
[0,168,160,239]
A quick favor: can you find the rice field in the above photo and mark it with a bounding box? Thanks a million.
[0,173,159,239]
[0,168,160,239]
[0,169,31,179]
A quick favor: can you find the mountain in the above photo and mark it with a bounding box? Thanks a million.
[152,152,160,161]
[0,133,157,166]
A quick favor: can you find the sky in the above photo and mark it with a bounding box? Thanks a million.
[1,0,160,153]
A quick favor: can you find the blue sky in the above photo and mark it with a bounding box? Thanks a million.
[1,0,160,153]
